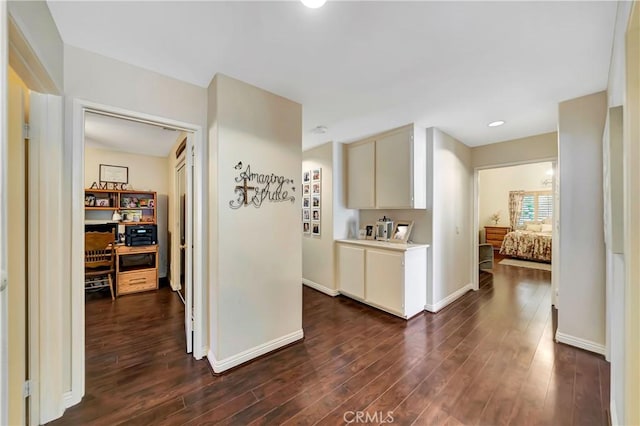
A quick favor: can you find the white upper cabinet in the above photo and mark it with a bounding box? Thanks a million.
[346,139,376,209]
[347,124,427,209]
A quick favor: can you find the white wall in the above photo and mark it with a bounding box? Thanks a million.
[333,143,359,240]
[556,91,607,352]
[302,142,336,294]
[208,74,302,370]
[472,132,557,169]
[7,0,63,93]
[478,162,553,229]
[430,128,473,309]
[84,146,170,278]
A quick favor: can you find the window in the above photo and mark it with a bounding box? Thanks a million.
[518,191,553,225]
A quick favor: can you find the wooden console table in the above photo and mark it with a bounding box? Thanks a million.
[115,244,158,296]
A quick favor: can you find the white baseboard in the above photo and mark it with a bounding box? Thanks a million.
[425,283,473,313]
[610,399,619,425]
[207,329,304,373]
[555,331,606,355]
[302,278,339,296]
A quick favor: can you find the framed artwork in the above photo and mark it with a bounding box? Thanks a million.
[312,209,320,221]
[99,164,128,184]
[95,199,110,207]
[303,222,310,234]
[303,171,310,183]
[312,183,320,194]
[312,168,321,181]
[302,209,310,221]
[365,224,375,240]
[303,197,310,208]
[358,229,367,240]
[312,221,320,236]
[312,196,320,207]
[390,220,414,243]
[303,184,310,195]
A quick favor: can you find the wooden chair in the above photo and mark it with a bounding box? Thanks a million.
[85,232,116,300]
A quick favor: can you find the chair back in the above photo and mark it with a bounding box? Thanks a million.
[85,232,115,270]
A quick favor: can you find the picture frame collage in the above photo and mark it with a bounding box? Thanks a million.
[302,168,321,236]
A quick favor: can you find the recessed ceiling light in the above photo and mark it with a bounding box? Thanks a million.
[488,120,505,127]
[310,125,328,134]
[301,0,327,8]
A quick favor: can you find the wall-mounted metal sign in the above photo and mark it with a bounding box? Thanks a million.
[229,163,295,209]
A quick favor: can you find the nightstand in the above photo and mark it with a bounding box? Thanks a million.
[484,226,511,250]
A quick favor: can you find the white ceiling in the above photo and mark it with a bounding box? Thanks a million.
[84,112,181,157]
[48,1,618,148]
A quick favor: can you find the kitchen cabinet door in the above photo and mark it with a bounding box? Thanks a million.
[365,249,404,314]
[375,128,413,209]
[337,244,365,299]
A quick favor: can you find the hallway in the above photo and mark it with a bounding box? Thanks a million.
[52,264,609,425]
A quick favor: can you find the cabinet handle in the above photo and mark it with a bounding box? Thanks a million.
[129,278,147,284]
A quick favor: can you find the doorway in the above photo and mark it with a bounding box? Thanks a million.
[473,159,559,306]
[69,101,205,405]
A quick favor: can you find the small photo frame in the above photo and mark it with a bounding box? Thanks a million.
[148,199,155,208]
[85,194,96,207]
[312,209,320,221]
[303,171,311,183]
[302,209,310,221]
[358,229,367,240]
[312,221,320,236]
[303,184,310,195]
[95,199,110,207]
[312,168,321,181]
[312,183,320,194]
[312,196,320,208]
[303,222,310,234]
[303,197,310,208]
[390,220,414,243]
[99,164,128,184]
[365,224,375,240]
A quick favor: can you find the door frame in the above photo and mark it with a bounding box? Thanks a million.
[69,99,206,406]
[472,157,559,303]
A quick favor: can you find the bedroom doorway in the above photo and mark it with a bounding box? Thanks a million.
[473,160,559,307]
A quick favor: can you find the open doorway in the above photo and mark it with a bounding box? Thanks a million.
[474,160,558,305]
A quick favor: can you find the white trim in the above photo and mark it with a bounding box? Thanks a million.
[70,99,207,405]
[207,330,304,374]
[0,2,9,424]
[302,279,339,297]
[425,283,473,313]
[611,399,619,426]
[555,331,606,355]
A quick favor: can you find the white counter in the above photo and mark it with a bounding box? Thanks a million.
[335,239,429,252]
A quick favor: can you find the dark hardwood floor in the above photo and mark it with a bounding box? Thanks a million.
[51,264,609,425]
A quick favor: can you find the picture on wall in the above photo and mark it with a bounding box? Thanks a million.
[302,168,321,237]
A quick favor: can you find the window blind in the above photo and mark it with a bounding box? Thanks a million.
[517,191,553,225]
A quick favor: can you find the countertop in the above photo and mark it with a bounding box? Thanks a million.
[335,239,429,251]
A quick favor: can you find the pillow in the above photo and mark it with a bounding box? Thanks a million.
[541,224,553,233]
[525,224,542,232]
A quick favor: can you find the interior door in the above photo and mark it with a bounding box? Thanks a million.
[176,163,186,303]
[184,141,194,354]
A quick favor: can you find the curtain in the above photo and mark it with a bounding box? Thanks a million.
[508,190,525,229]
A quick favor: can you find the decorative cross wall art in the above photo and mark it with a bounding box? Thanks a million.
[229,162,295,209]
[302,168,321,236]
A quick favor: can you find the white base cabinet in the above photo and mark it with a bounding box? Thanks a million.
[336,240,428,319]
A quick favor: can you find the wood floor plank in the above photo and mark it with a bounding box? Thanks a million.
[50,267,609,426]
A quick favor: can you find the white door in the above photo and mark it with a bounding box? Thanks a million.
[365,249,404,315]
[184,141,194,354]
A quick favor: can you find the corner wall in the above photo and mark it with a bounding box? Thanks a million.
[429,128,473,311]
[302,142,337,295]
[556,91,607,353]
[208,74,302,371]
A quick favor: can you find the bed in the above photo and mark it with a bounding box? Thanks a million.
[499,225,552,263]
